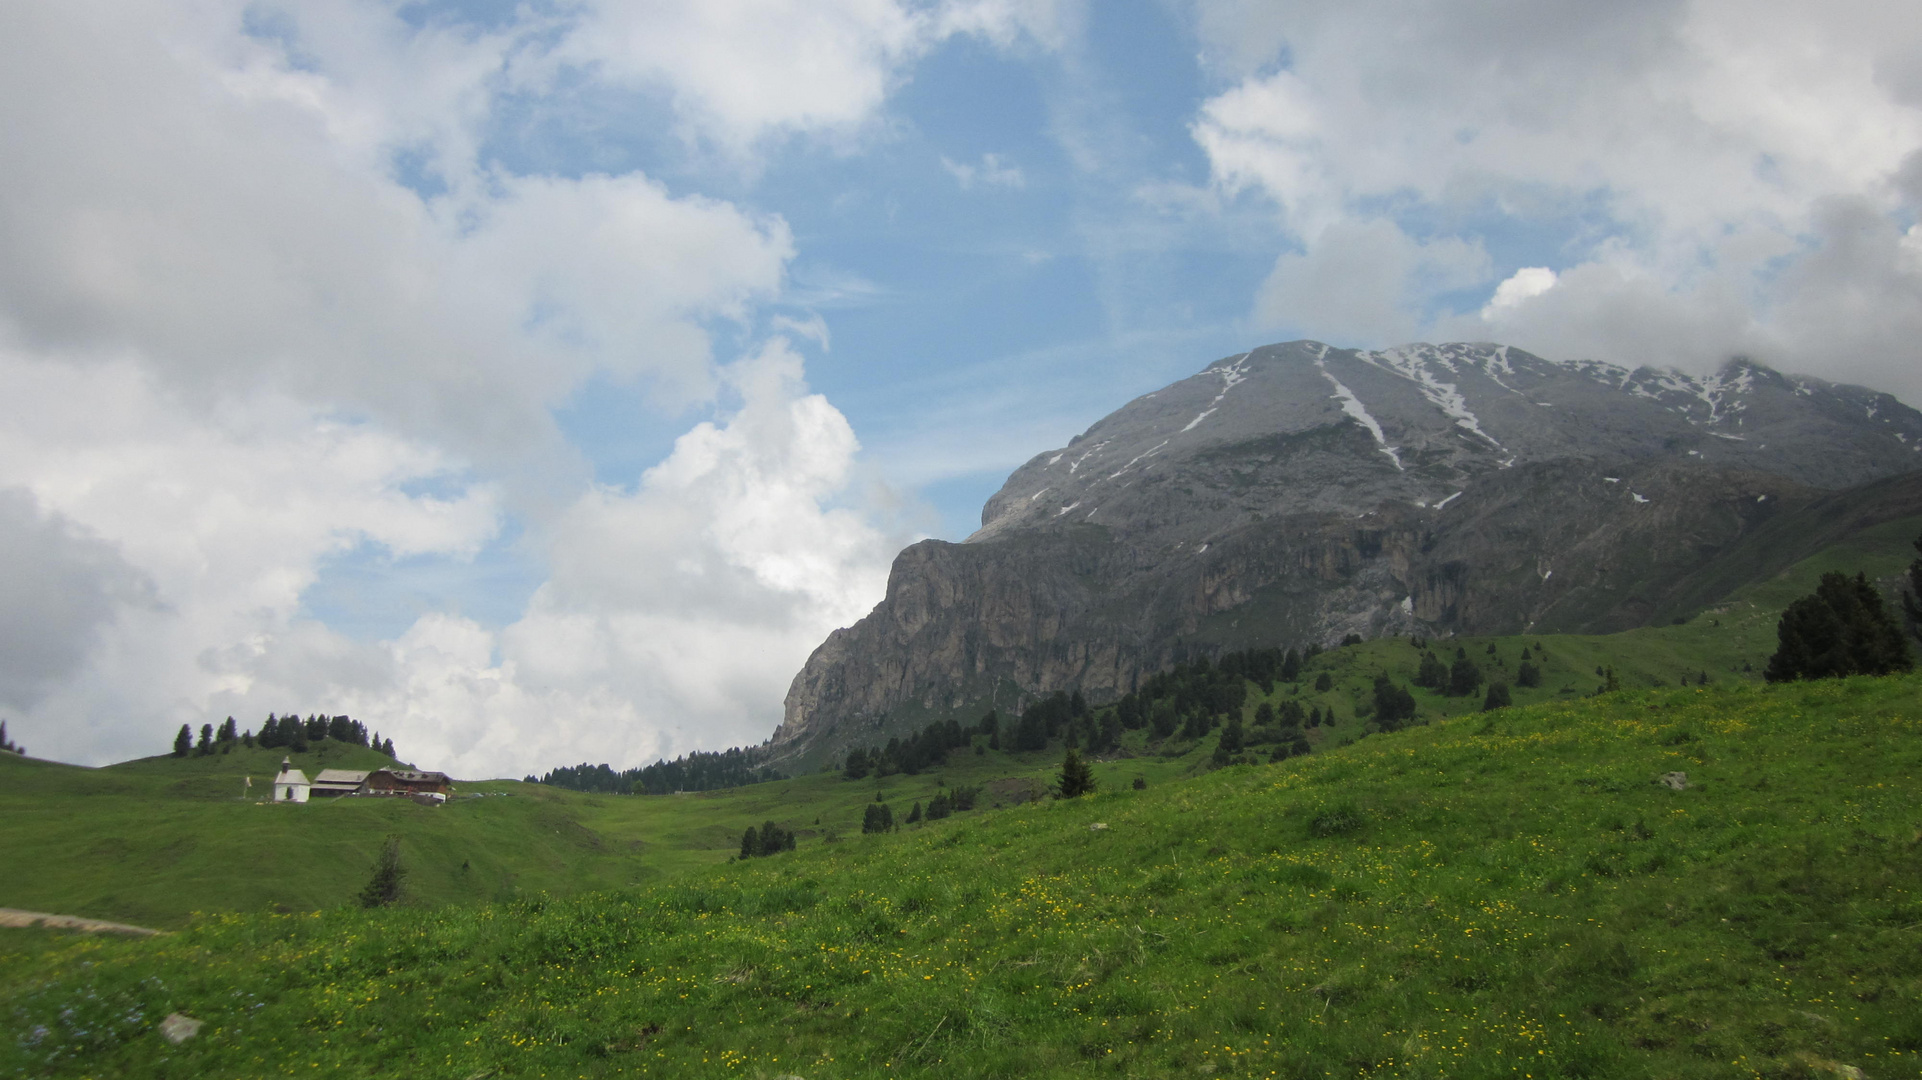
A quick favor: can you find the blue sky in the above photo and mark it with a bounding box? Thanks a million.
[2,0,1919,776]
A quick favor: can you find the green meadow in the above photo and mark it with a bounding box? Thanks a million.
[3,673,1920,1078]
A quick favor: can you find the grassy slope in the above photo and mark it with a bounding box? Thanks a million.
[0,740,1185,932]
[3,515,1916,934]
[3,674,1919,1079]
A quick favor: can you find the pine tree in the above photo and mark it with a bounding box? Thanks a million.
[1314,672,1333,692]
[1766,571,1913,682]
[172,723,192,758]
[1217,715,1245,755]
[1371,675,1417,732]
[906,801,923,824]
[196,723,215,756]
[1254,702,1276,726]
[862,801,894,834]
[1516,660,1542,688]
[1414,651,1449,689]
[357,837,407,908]
[1447,655,1484,697]
[739,826,761,859]
[1482,682,1513,711]
[1905,531,1922,642]
[1056,746,1097,799]
[218,717,238,742]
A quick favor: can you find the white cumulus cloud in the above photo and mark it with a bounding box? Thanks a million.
[1190,0,1922,399]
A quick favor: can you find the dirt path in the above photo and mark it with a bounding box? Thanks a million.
[0,907,164,936]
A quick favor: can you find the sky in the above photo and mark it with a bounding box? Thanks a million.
[3,0,1920,778]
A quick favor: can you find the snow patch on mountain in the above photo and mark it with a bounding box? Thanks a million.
[1315,355,1403,470]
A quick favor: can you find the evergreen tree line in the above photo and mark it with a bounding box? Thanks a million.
[842,714,984,779]
[171,713,395,759]
[0,720,22,757]
[532,746,786,795]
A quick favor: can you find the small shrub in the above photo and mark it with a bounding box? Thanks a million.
[358,836,406,908]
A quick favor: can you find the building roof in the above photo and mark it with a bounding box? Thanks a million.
[274,767,310,786]
[312,769,370,785]
[373,768,451,784]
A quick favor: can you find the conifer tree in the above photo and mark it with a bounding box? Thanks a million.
[1516,660,1542,688]
[358,837,407,908]
[1415,651,1449,689]
[1314,672,1333,692]
[1371,675,1417,731]
[196,723,215,756]
[1447,655,1484,697]
[861,801,894,834]
[739,826,760,859]
[1056,745,1097,799]
[906,801,923,824]
[1903,531,1922,640]
[1766,571,1913,682]
[1482,682,1512,711]
[173,723,192,758]
[1254,702,1276,726]
[1218,715,1245,755]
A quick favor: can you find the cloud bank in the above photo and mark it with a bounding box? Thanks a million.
[0,0,1053,776]
[1190,0,1922,400]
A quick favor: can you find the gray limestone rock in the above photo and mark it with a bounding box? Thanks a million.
[769,341,1922,770]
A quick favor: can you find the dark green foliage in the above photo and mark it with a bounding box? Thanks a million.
[1414,651,1449,689]
[1516,660,1542,688]
[1213,716,1246,763]
[0,721,20,756]
[538,746,786,795]
[1447,655,1484,697]
[947,784,981,811]
[1906,532,1922,640]
[861,801,894,834]
[1766,571,1914,683]
[924,791,951,820]
[357,836,406,908]
[1314,672,1334,692]
[1341,632,1363,646]
[842,748,872,780]
[1254,702,1275,726]
[1149,700,1177,739]
[172,724,191,758]
[906,801,923,824]
[1371,676,1417,731]
[195,724,214,756]
[1482,682,1513,711]
[845,717,973,776]
[1056,746,1096,799]
[740,821,795,858]
[217,717,238,743]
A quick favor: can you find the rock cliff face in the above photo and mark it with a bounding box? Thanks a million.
[771,340,1922,767]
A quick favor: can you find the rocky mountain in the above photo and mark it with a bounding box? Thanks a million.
[769,340,1922,768]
